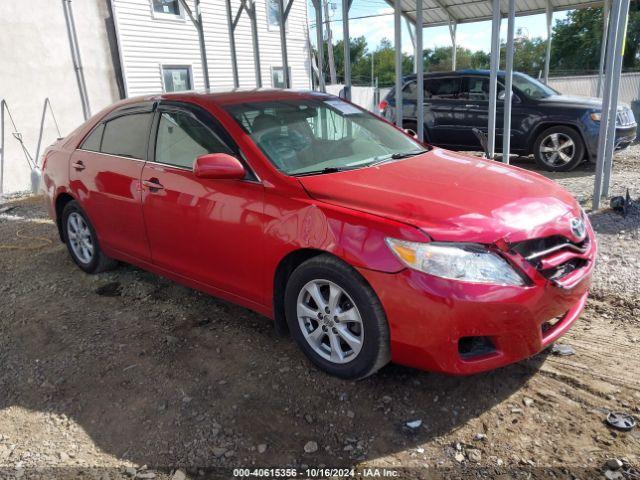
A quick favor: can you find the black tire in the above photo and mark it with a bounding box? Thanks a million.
[533,126,585,172]
[61,201,117,274]
[284,254,391,379]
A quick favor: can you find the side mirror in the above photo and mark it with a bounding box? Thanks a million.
[498,90,506,101]
[193,153,246,180]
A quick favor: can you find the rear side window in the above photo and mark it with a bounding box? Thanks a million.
[80,123,104,152]
[101,113,153,159]
[155,110,232,169]
[425,77,461,99]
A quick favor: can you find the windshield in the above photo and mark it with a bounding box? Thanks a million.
[224,98,425,175]
[512,73,558,99]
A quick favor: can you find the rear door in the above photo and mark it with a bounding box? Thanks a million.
[69,104,154,262]
[423,76,468,147]
[140,102,265,301]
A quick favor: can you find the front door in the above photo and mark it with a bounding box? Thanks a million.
[140,103,266,302]
[69,107,154,262]
[459,76,527,152]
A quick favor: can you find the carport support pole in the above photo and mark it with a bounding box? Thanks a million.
[593,0,624,209]
[597,0,611,97]
[394,0,403,127]
[416,0,424,142]
[342,0,352,101]
[277,0,290,88]
[226,0,239,88]
[502,0,515,164]
[312,0,326,92]
[449,20,457,71]
[602,0,630,198]
[487,0,501,159]
[543,0,552,84]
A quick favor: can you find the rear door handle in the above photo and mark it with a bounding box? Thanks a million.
[465,104,480,108]
[142,178,164,191]
[72,161,85,171]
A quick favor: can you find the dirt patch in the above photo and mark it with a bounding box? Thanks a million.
[0,148,639,479]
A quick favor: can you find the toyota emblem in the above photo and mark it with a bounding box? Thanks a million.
[569,217,586,241]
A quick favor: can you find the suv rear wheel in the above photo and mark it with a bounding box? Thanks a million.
[533,126,585,172]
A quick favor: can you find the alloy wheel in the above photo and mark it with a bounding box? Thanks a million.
[296,279,364,364]
[539,132,576,167]
[67,212,94,264]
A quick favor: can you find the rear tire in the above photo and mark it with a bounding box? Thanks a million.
[62,201,117,274]
[284,255,391,379]
[533,126,585,172]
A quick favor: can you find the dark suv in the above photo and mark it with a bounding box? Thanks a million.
[380,70,637,172]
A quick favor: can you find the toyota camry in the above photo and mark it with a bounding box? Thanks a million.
[41,90,596,379]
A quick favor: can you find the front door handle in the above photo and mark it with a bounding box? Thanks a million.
[465,104,480,108]
[143,178,164,191]
[72,161,85,171]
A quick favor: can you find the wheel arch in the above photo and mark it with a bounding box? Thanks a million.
[272,248,383,337]
[54,192,77,242]
[527,122,588,155]
[272,248,328,336]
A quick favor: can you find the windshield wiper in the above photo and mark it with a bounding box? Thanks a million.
[293,166,345,176]
[368,149,428,167]
[391,149,428,159]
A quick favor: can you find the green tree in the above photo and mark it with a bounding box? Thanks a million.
[550,4,640,73]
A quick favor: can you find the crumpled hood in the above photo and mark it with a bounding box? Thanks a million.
[298,148,583,244]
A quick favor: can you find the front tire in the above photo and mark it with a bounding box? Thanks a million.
[284,255,391,379]
[62,201,117,274]
[533,126,585,172]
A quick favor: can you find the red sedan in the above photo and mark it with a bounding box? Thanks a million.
[41,90,596,379]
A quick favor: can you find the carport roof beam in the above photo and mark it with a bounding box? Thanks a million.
[384,0,612,29]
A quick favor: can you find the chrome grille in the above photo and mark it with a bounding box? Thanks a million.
[512,235,590,285]
[617,108,636,127]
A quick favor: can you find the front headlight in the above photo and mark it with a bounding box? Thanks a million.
[590,112,601,122]
[385,238,525,286]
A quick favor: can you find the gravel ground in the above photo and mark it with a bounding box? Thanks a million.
[0,145,639,480]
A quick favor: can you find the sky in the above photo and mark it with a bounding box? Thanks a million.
[308,0,569,55]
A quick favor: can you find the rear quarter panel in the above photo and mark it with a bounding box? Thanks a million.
[41,140,73,221]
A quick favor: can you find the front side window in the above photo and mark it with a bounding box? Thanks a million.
[459,77,505,101]
[224,98,424,175]
[162,66,192,92]
[101,113,153,159]
[512,73,558,99]
[271,67,291,88]
[152,0,180,16]
[155,110,232,169]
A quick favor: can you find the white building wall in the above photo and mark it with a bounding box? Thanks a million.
[112,0,311,96]
[0,0,121,194]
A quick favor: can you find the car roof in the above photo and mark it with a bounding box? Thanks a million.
[123,89,334,108]
[403,70,509,80]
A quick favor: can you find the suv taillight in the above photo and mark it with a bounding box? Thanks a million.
[378,100,388,113]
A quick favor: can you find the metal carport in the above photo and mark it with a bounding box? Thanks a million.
[310,0,633,210]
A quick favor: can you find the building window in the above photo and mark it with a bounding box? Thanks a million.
[162,66,192,92]
[266,0,284,29]
[271,67,291,88]
[152,0,181,18]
